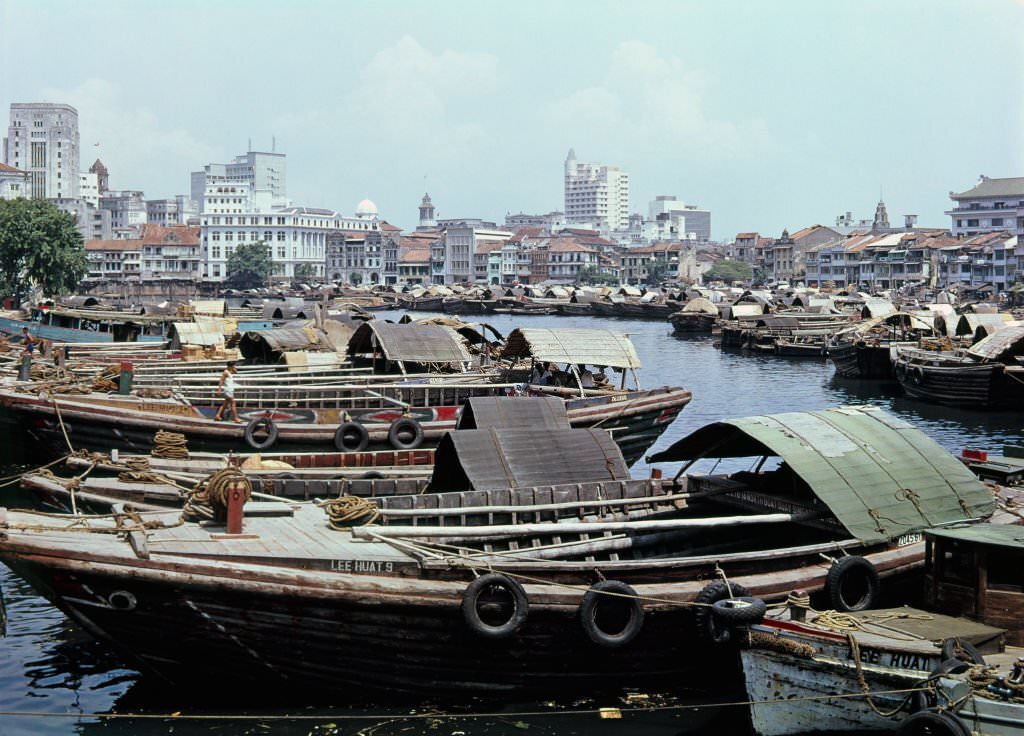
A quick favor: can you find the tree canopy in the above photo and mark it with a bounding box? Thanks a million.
[0,198,87,299]
[226,241,272,289]
[292,262,318,283]
[704,258,753,284]
[576,264,618,286]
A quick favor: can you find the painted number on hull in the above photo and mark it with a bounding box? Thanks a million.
[896,533,922,547]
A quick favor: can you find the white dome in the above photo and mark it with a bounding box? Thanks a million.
[355,199,378,217]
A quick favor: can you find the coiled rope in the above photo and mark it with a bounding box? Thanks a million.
[152,430,188,459]
[318,494,381,529]
[183,468,251,521]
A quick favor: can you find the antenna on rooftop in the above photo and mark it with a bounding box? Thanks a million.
[248,137,252,152]
[272,135,276,153]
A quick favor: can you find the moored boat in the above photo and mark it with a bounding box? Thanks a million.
[0,406,1008,697]
[739,521,1024,736]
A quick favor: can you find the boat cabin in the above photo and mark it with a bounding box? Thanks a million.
[500,327,643,393]
[924,525,1024,645]
[648,407,995,550]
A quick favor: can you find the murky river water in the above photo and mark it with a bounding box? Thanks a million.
[0,311,1020,735]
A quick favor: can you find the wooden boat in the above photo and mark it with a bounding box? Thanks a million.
[740,606,1022,736]
[669,298,719,334]
[1,326,691,462]
[773,336,827,358]
[0,306,173,344]
[0,407,1005,696]
[893,326,1024,409]
[739,522,1024,736]
[829,313,937,379]
[63,447,437,480]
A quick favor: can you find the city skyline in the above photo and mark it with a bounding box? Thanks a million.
[1,0,1021,238]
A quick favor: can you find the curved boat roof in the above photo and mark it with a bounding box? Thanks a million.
[430,428,628,492]
[650,406,993,544]
[501,328,641,369]
[346,321,471,365]
[456,396,568,431]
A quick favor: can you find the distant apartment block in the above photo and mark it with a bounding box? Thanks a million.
[147,195,198,226]
[563,149,630,233]
[191,150,288,212]
[100,190,147,230]
[648,195,710,242]
[946,175,1024,237]
[2,103,80,200]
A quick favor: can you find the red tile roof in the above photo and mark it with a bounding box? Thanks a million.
[86,239,142,252]
[138,224,200,246]
[0,163,25,173]
[399,247,430,263]
[547,237,596,253]
[735,232,759,240]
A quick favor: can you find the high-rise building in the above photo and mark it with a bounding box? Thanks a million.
[563,148,630,234]
[191,151,287,211]
[2,103,80,200]
[647,195,711,242]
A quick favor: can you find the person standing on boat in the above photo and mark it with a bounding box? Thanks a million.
[20,327,36,356]
[213,361,242,423]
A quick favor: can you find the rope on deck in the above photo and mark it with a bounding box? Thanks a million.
[152,430,188,459]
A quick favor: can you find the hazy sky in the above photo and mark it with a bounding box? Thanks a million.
[2,0,1021,238]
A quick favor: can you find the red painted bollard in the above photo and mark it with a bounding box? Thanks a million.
[226,478,247,534]
[118,361,134,395]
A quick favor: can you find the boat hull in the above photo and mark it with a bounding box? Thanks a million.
[1,386,691,464]
[829,342,895,379]
[2,554,729,697]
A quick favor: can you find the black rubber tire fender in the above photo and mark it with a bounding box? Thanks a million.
[360,470,384,480]
[710,596,767,626]
[334,421,369,452]
[940,637,985,665]
[693,580,752,645]
[896,709,970,736]
[388,417,424,450]
[244,416,278,450]
[461,573,529,639]
[825,556,881,612]
[579,580,644,649]
[911,365,925,385]
[912,659,973,712]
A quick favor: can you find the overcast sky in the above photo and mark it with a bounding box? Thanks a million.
[2,0,1021,238]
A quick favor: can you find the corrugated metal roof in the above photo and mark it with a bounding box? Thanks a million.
[456,397,569,430]
[171,322,225,346]
[966,324,1024,361]
[501,328,641,369]
[346,321,472,364]
[240,327,322,353]
[429,428,628,491]
[649,407,993,544]
[190,299,225,317]
[926,524,1024,550]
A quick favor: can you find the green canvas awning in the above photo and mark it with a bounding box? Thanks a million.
[649,407,994,544]
[926,524,1024,551]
